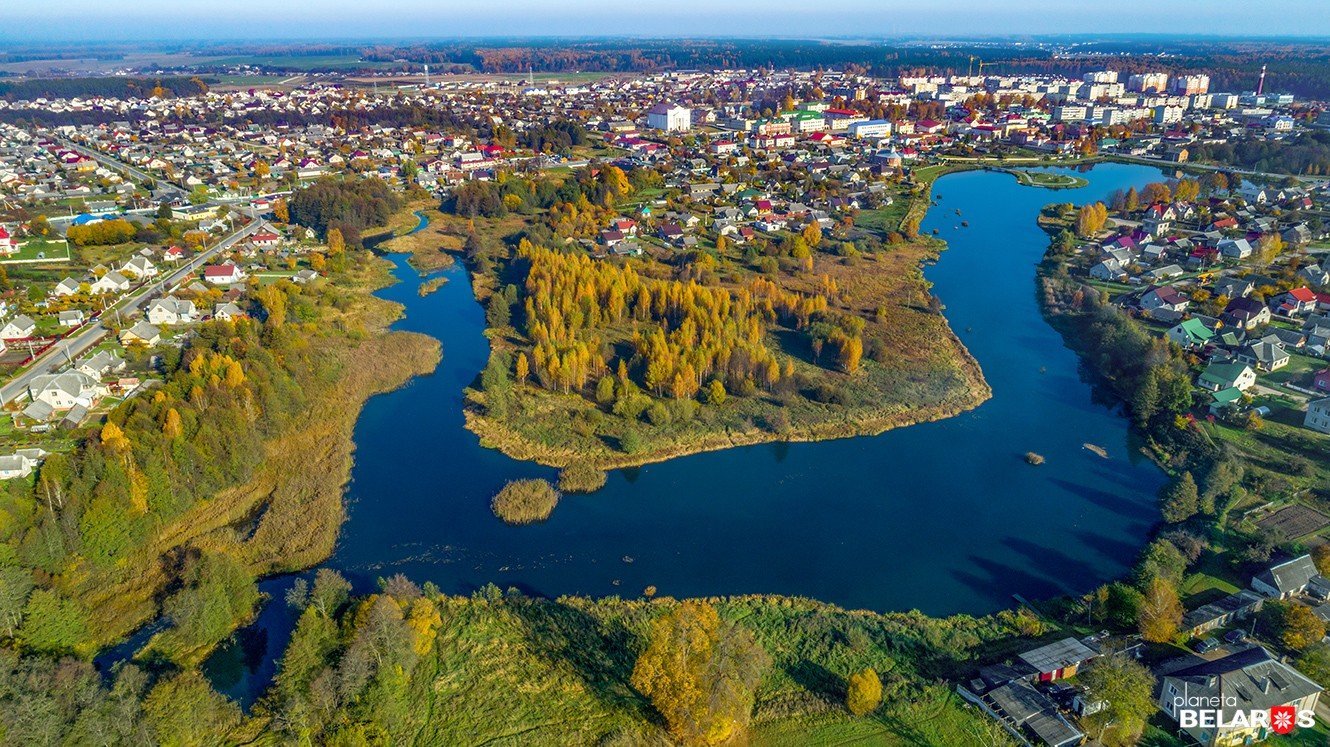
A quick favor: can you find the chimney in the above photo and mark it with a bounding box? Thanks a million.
[1258,65,1267,96]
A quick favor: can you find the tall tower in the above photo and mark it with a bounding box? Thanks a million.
[1257,64,1267,96]
[424,64,430,89]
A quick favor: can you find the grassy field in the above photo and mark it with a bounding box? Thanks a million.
[213,54,400,71]
[243,590,1018,745]
[1,239,72,264]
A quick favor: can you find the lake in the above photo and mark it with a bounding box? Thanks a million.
[205,162,1173,704]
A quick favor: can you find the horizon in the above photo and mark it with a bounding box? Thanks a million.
[7,0,1330,43]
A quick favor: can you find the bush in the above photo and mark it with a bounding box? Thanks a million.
[491,479,561,525]
[558,463,607,494]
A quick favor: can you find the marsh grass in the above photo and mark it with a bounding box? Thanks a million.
[492,479,562,524]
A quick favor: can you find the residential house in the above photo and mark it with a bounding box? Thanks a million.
[213,302,246,321]
[1222,297,1271,330]
[26,371,106,411]
[0,448,47,480]
[1274,287,1318,317]
[1251,555,1326,599]
[121,255,158,279]
[203,263,244,285]
[0,225,15,256]
[1198,362,1256,392]
[1218,238,1253,260]
[1235,340,1290,372]
[58,310,85,327]
[146,296,198,325]
[1307,397,1330,436]
[1167,318,1215,349]
[1090,258,1126,281]
[1213,276,1254,300]
[1141,285,1189,313]
[1157,647,1321,747]
[1314,368,1330,393]
[52,277,82,297]
[76,350,125,378]
[119,321,161,346]
[91,270,130,294]
[0,314,36,340]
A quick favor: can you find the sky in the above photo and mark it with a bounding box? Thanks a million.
[4,0,1329,42]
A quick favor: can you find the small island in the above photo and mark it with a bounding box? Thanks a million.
[491,479,562,524]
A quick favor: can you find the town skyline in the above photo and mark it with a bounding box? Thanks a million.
[5,0,1330,41]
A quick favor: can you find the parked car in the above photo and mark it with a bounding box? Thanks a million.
[1223,629,1246,645]
[1192,637,1220,653]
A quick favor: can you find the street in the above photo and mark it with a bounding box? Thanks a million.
[0,219,263,406]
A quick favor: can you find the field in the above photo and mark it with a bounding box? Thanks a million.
[0,239,72,264]
[212,54,400,71]
[244,590,1019,745]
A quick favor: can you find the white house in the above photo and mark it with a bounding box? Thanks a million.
[1307,397,1330,435]
[646,103,691,132]
[122,255,159,279]
[145,297,198,325]
[0,448,47,480]
[26,371,106,411]
[51,277,82,297]
[91,271,131,294]
[203,263,244,285]
[0,314,36,340]
[213,302,246,321]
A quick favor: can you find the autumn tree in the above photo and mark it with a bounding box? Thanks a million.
[1140,182,1172,205]
[846,668,882,716]
[1276,602,1327,651]
[1079,655,1156,747]
[1076,202,1107,237]
[326,227,346,256]
[631,601,770,745]
[1173,178,1200,203]
[1138,576,1183,643]
[801,221,823,249]
[273,198,290,224]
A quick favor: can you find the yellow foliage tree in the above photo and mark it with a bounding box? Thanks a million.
[163,408,183,439]
[846,668,883,716]
[630,601,770,746]
[1138,576,1182,643]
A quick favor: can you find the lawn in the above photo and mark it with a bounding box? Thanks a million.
[2,239,73,264]
[856,203,909,237]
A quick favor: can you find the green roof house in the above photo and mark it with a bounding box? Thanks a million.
[1166,318,1215,349]
[1198,361,1256,392]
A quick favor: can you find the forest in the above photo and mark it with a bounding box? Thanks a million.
[1188,131,1330,176]
[287,176,404,246]
[0,76,212,101]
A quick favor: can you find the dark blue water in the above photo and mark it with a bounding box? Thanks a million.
[207,164,1172,704]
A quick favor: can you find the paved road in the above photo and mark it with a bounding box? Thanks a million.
[56,138,186,197]
[0,220,262,406]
